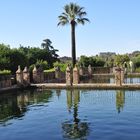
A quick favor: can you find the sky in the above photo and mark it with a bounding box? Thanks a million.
[0,0,140,57]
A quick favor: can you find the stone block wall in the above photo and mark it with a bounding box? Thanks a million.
[32,66,44,83]
[0,75,12,88]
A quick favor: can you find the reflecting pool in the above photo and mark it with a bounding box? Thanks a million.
[0,89,140,140]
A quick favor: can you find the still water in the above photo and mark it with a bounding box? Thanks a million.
[0,89,140,140]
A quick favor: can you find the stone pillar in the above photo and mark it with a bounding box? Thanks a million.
[55,66,61,79]
[66,65,72,86]
[88,65,92,77]
[115,68,122,86]
[16,65,23,86]
[121,69,124,84]
[79,66,84,76]
[23,67,30,86]
[32,66,38,83]
[73,65,79,84]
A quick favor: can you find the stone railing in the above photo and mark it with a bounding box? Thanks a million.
[65,65,124,86]
[33,66,65,83]
[14,65,125,87]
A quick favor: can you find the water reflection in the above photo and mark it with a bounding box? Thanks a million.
[1,89,140,139]
[116,90,125,113]
[62,90,89,139]
[0,89,127,126]
[0,90,53,124]
[0,94,24,123]
[56,89,61,99]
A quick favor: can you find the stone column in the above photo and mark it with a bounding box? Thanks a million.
[79,66,84,76]
[115,68,122,86]
[16,65,23,86]
[55,66,61,79]
[32,66,38,83]
[88,65,92,77]
[23,67,30,86]
[73,65,79,84]
[121,68,124,84]
[66,65,72,86]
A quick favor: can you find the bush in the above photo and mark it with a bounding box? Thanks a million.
[135,67,140,73]
[53,61,67,72]
[44,68,55,73]
[78,55,105,67]
[132,55,140,68]
[0,70,11,75]
[29,60,49,73]
[36,60,49,70]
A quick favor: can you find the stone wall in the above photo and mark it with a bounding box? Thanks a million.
[80,67,111,75]
[0,75,12,88]
[42,71,65,83]
[32,66,44,83]
[44,72,55,82]
[93,67,110,74]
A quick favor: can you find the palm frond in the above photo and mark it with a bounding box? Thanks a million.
[64,4,70,14]
[77,19,85,25]
[77,7,84,13]
[62,12,68,18]
[77,18,90,25]
[82,18,90,22]
[58,2,89,26]
[79,11,87,17]
[57,21,68,26]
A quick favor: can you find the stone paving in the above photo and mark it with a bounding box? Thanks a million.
[31,83,140,90]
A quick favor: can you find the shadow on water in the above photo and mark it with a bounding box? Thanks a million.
[0,89,53,125]
[62,90,89,139]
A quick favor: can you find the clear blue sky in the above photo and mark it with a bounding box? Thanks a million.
[0,0,140,57]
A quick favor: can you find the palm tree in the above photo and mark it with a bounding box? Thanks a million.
[58,3,89,67]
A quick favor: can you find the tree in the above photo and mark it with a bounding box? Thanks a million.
[114,54,130,67]
[41,39,59,67]
[58,3,89,67]
[78,55,105,67]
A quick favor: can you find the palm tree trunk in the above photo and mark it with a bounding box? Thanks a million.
[71,22,76,68]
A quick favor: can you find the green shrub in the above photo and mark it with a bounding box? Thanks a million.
[78,55,105,67]
[36,60,49,70]
[29,60,49,73]
[135,67,140,73]
[0,70,11,75]
[53,61,67,72]
[44,68,55,73]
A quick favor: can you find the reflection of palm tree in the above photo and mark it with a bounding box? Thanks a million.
[66,90,73,112]
[63,90,89,139]
[116,90,125,113]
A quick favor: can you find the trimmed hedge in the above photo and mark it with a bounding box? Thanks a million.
[0,70,11,75]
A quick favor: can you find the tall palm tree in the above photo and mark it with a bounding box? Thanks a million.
[58,3,89,67]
